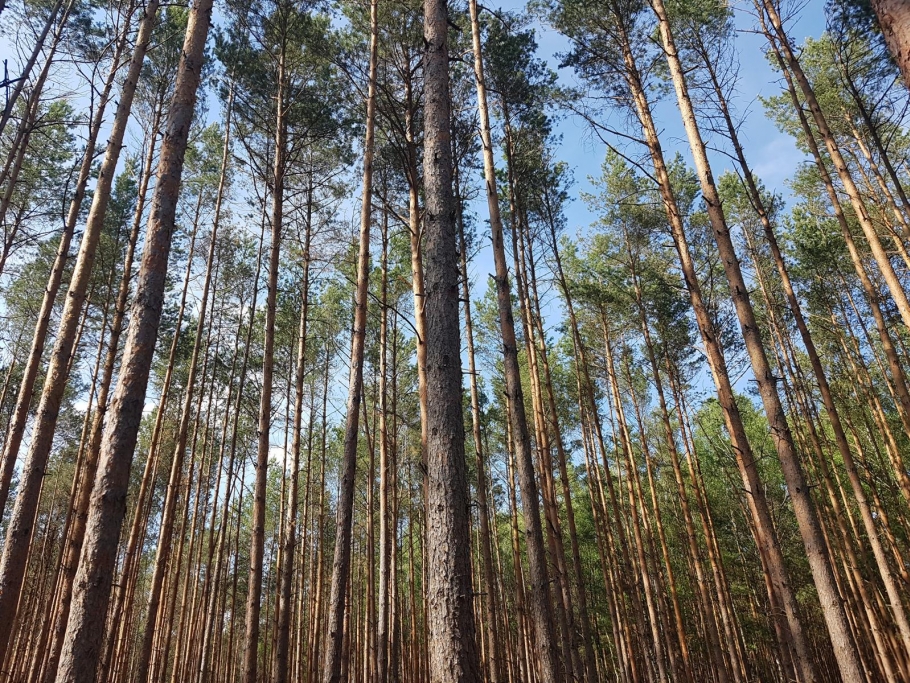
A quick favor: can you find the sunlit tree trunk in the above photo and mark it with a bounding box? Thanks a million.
[760,0,910,333]
[611,7,817,679]
[52,0,214,678]
[870,0,910,90]
[0,0,118,518]
[0,3,159,667]
[0,0,65,139]
[652,3,865,678]
[473,21,561,683]
[322,8,378,676]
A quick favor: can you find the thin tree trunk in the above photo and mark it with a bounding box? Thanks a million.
[459,22,504,674]
[0,3,159,663]
[322,12,378,678]
[242,47,288,683]
[0,0,111,517]
[760,0,910,334]
[612,7,818,679]
[273,192,312,683]
[774,41,910,505]
[0,0,65,139]
[472,12,561,681]
[652,3,865,679]
[52,0,214,678]
[377,179,394,683]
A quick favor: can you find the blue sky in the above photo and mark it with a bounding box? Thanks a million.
[0,0,834,444]
[509,0,828,241]
[457,0,831,407]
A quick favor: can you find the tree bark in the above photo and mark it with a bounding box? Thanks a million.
[458,22,504,673]
[0,0,111,517]
[52,0,214,678]
[470,7,561,682]
[136,82,230,683]
[0,3,158,664]
[870,0,910,90]
[652,3,865,679]
[273,192,312,683]
[421,0,483,679]
[760,0,910,334]
[322,8,378,678]
[610,6,817,679]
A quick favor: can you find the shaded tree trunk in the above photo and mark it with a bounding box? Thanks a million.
[322,10,378,678]
[420,1,483,678]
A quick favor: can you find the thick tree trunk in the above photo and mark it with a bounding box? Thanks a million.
[102,196,203,681]
[52,0,214,678]
[420,2,483,679]
[870,0,910,90]
[40,100,162,683]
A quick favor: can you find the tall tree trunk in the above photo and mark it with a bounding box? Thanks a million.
[273,197,312,683]
[40,100,162,683]
[0,0,114,517]
[612,7,818,680]
[0,0,65,139]
[602,322,670,683]
[404,66,429,465]
[714,45,910,659]
[759,0,910,333]
[459,20,505,675]
[652,3,865,679]
[136,83,230,683]
[377,179,394,683]
[102,194,204,682]
[322,10,378,678]
[421,1,483,679]
[242,49,288,683]
[773,39,910,505]
[52,0,214,678]
[470,7,561,681]
[0,3,159,662]
[623,245,723,682]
